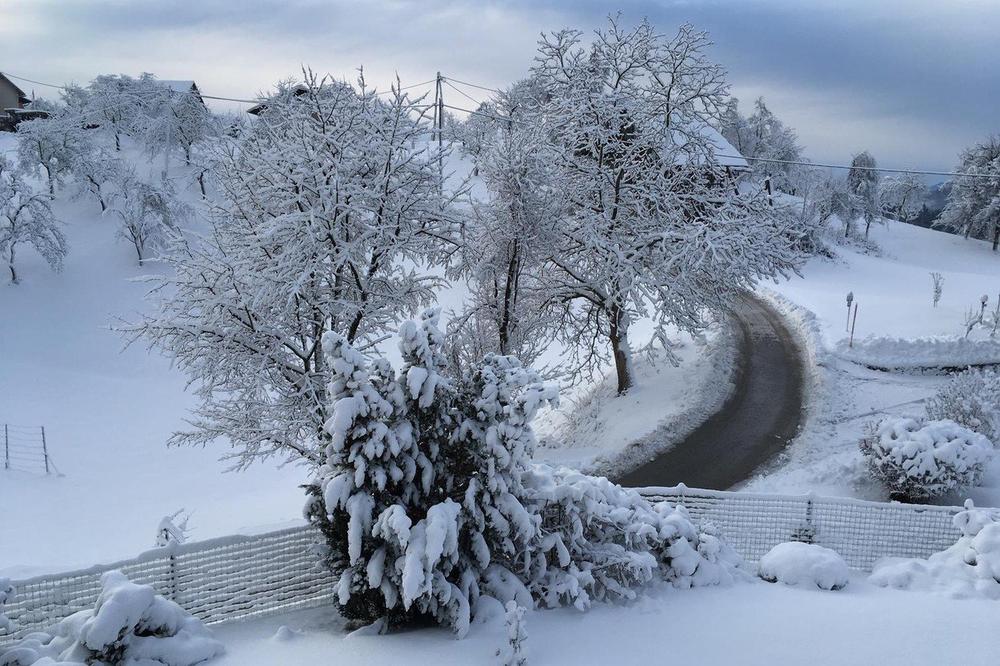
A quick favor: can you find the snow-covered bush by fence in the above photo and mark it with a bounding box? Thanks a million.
[306,309,745,637]
[859,418,993,502]
[925,368,1000,444]
[0,580,12,633]
[870,500,1000,598]
[758,542,849,591]
[0,570,223,666]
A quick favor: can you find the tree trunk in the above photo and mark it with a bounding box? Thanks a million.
[608,305,634,395]
[498,238,520,355]
[993,224,999,252]
[8,246,17,284]
[114,133,121,151]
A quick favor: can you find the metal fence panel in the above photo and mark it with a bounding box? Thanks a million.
[0,488,971,646]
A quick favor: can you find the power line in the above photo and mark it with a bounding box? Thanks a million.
[718,154,996,180]
[441,79,484,108]
[442,76,503,94]
[5,68,996,179]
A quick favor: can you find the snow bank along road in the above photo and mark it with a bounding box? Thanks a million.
[618,293,804,490]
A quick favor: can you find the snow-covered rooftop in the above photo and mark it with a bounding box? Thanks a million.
[672,123,749,170]
[158,80,199,94]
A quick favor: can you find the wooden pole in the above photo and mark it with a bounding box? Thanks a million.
[41,425,49,474]
[849,303,859,348]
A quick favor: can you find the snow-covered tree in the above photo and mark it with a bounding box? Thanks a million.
[450,85,562,371]
[0,156,67,284]
[81,74,153,151]
[71,146,125,213]
[130,72,462,468]
[859,417,993,502]
[0,570,224,666]
[108,168,187,264]
[846,151,881,238]
[879,172,925,222]
[16,113,92,195]
[144,82,214,168]
[497,601,528,666]
[937,136,1000,251]
[308,312,745,636]
[0,578,12,634]
[720,96,804,194]
[529,18,808,394]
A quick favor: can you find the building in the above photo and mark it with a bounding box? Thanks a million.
[246,84,308,116]
[158,80,206,108]
[0,72,30,110]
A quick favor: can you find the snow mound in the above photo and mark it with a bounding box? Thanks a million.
[0,570,224,666]
[836,335,1000,370]
[758,542,849,591]
[870,500,1000,599]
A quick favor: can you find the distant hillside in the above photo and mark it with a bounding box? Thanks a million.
[908,181,952,229]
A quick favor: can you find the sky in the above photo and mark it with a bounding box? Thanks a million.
[1,0,997,171]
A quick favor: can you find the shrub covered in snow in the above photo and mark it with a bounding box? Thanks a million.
[0,570,223,665]
[0,578,13,633]
[496,601,527,666]
[870,500,1000,598]
[306,309,746,637]
[859,417,993,502]
[758,542,849,591]
[925,368,1000,444]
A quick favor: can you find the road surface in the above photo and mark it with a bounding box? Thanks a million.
[617,293,804,490]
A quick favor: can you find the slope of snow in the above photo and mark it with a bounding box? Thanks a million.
[211,579,1000,665]
[0,134,308,577]
[745,220,1000,505]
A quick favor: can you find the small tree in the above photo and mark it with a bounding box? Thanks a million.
[846,151,881,238]
[0,578,12,633]
[497,601,528,666]
[108,170,186,264]
[720,96,803,194]
[879,173,925,222]
[0,157,67,284]
[859,417,992,502]
[16,112,92,196]
[937,136,1000,251]
[930,272,944,308]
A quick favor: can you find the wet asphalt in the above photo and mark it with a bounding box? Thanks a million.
[617,293,804,491]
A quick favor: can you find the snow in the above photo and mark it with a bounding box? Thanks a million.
[209,579,1000,666]
[870,500,1000,599]
[0,133,308,578]
[758,542,850,591]
[745,219,1000,505]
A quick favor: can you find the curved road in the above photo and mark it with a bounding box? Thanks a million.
[617,293,804,491]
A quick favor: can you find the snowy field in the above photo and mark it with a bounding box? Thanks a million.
[211,578,1000,665]
[745,219,1000,504]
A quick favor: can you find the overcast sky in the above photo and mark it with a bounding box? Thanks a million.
[2,0,997,170]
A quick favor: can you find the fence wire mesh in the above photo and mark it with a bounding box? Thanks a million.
[0,487,968,646]
[641,487,963,571]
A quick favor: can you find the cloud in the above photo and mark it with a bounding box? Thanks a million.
[2,0,997,169]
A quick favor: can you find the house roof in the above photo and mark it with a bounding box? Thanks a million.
[247,84,309,116]
[158,80,199,95]
[672,124,749,170]
[0,72,31,105]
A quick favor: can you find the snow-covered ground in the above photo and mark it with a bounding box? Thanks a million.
[211,578,1000,665]
[745,219,1000,504]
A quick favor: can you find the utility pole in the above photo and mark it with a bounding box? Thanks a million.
[434,72,444,192]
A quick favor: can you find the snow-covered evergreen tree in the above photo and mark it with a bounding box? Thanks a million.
[937,136,1000,251]
[131,71,462,468]
[309,311,744,637]
[846,151,881,238]
[530,17,808,394]
[925,368,1000,444]
[0,156,67,284]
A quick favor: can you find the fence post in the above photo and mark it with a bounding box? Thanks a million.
[40,426,49,474]
[4,424,8,470]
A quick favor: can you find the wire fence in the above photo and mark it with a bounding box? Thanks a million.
[0,487,971,646]
[641,486,965,571]
[2,424,51,474]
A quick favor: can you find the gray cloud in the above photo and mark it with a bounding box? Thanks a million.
[2,0,997,170]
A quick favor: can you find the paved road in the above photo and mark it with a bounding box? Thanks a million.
[617,293,804,491]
